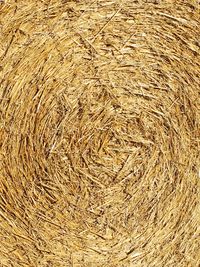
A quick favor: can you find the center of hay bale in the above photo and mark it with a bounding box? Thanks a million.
[0,1,199,266]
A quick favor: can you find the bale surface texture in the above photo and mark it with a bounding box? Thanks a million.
[0,0,200,266]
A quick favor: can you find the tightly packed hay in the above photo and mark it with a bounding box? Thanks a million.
[0,0,200,266]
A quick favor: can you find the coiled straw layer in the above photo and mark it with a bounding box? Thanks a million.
[0,1,200,266]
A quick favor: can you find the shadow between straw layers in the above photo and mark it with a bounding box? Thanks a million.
[0,0,200,266]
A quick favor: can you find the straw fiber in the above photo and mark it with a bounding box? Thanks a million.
[0,0,200,266]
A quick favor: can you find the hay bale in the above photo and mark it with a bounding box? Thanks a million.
[0,0,199,266]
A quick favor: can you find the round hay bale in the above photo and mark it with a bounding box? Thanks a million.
[0,1,199,266]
